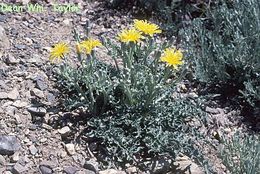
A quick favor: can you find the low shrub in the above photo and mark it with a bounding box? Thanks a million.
[182,0,260,109]
[50,20,208,171]
[219,133,260,174]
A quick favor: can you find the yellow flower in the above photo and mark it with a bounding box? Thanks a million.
[160,48,184,69]
[49,42,69,63]
[134,19,161,36]
[80,38,102,54]
[118,28,142,43]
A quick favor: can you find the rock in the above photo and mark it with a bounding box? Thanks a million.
[99,169,126,174]
[187,92,198,98]
[0,155,5,166]
[65,144,76,155]
[126,167,138,174]
[83,159,99,173]
[58,126,71,137]
[63,166,79,174]
[27,54,42,64]
[12,163,27,174]
[47,92,55,103]
[31,88,45,98]
[39,165,53,174]
[0,80,8,90]
[27,107,47,116]
[76,169,95,174]
[5,105,17,117]
[14,44,26,50]
[21,0,30,5]
[173,155,204,174]
[0,26,10,51]
[10,152,20,162]
[29,145,38,155]
[8,88,20,100]
[12,100,28,108]
[63,19,71,26]
[36,77,48,91]
[5,54,20,65]
[0,135,21,155]
[0,92,8,99]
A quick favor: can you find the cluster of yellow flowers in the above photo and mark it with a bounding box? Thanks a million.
[50,19,183,69]
[49,38,102,63]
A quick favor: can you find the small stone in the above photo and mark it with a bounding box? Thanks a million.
[99,169,126,174]
[0,135,20,155]
[0,92,8,99]
[12,163,27,174]
[187,92,198,98]
[29,145,38,155]
[31,88,45,98]
[47,92,55,103]
[27,107,46,116]
[65,144,76,155]
[0,26,10,50]
[7,88,19,100]
[76,169,95,174]
[5,105,17,116]
[12,100,28,108]
[40,138,47,143]
[58,126,71,137]
[63,166,79,174]
[83,159,99,173]
[5,54,20,65]
[63,19,71,26]
[39,165,53,174]
[24,37,33,45]
[10,152,20,162]
[36,78,48,91]
[173,155,204,174]
[41,123,52,130]
[0,155,5,166]
[15,44,26,50]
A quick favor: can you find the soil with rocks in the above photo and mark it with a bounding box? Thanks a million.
[0,0,258,174]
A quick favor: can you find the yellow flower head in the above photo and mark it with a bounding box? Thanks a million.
[80,38,102,54]
[160,48,184,69]
[134,19,162,36]
[118,28,142,43]
[49,42,69,63]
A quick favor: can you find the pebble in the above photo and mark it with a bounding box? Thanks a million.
[27,106,47,116]
[12,100,28,108]
[99,169,126,174]
[0,25,10,50]
[5,54,20,65]
[36,77,48,91]
[0,155,5,166]
[7,88,20,100]
[0,92,8,99]
[39,165,53,174]
[0,135,21,155]
[29,145,38,155]
[83,159,99,173]
[10,152,20,162]
[65,144,76,155]
[58,126,71,137]
[12,163,27,174]
[63,166,79,174]
[14,44,27,50]
[31,88,45,98]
